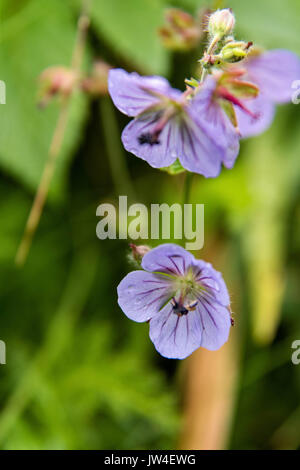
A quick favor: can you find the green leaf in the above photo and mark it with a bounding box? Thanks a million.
[0,0,88,196]
[90,0,170,74]
[241,125,290,344]
[227,0,300,54]
[178,0,300,54]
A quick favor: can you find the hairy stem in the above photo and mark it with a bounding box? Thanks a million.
[200,34,221,83]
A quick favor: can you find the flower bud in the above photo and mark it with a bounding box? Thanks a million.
[38,66,78,107]
[128,244,151,266]
[159,8,201,51]
[220,77,259,99]
[81,60,111,96]
[220,41,253,63]
[208,8,235,39]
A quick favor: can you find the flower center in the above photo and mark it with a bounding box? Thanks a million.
[171,298,198,316]
[137,100,184,147]
[170,269,204,316]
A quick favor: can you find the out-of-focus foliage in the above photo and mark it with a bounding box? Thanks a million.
[0,0,88,196]
[228,0,300,53]
[0,186,179,449]
[0,0,299,450]
[90,0,169,74]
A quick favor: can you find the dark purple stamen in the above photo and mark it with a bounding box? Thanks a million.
[138,131,161,146]
[171,298,189,316]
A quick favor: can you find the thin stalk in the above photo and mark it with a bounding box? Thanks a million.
[15,0,92,266]
[99,97,135,201]
[181,172,193,247]
[200,34,221,83]
[182,171,193,206]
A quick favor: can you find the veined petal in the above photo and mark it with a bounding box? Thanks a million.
[142,243,194,276]
[196,295,231,350]
[223,139,240,169]
[117,270,173,323]
[177,109,225,178]
[246,49,300,103]
[121,111,179,168]
[201,101,240,169]
[149,305,202,359]
[108,68,179,117]
[192,260,230,307]
[190,76,240,173]
[234,93,275,138]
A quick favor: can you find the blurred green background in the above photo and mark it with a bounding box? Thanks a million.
[0,0,299,450]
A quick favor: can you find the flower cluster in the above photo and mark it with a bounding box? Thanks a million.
[113,8,300,359]
[108,9,300,177]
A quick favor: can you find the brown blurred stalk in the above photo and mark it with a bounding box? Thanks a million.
[179,334,238,450]
[179,240,240,450]
[15,0,92,266]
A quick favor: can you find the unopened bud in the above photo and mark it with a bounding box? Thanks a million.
[38,66,78,107]
[208,8,235,39]
[220,41,253,63]
[129,244,151,266]
[184,77,200,89]
[220,76,259,99]
[81,60,111,96]
[159,8,201,51]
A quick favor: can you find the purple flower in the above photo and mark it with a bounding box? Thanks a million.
[234,49,300,137]
[109,68,232,177]
[117,244,231,359]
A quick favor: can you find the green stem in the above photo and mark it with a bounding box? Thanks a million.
[181,172,193,248]
[207,34,221,55]
[99,97,135,201]
[200,34,221,83]
[182,172,193,206]
[200,67,207,84]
